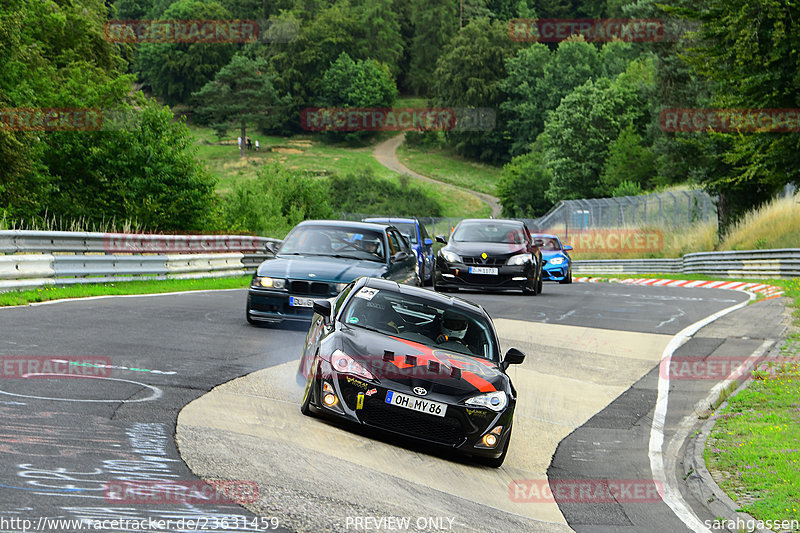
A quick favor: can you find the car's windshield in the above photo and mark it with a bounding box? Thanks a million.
[533,237,562,250]
[342,287,498,361]
[451,222,527,244]
[279,226,385,262]
[391,223,417,244]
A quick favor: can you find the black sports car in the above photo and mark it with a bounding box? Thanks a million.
[433,218,543,294]
[298,277,525,467]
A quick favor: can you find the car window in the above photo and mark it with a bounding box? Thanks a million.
[451,222,527,244]
[533,237,562,250]
[279,226,385,262]
[342,288,498,361]
[387,230,405,256]
[392,222,418,244]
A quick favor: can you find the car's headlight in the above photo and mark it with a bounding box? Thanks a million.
[506,253,532,266]
[549,257,565,266]
[335,282,348,293]
[441,250,461,263]
[464,391,508,412]
[253,276,285,289]
[330,349,375,380]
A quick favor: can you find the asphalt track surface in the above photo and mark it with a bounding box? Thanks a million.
[0,283,782,533]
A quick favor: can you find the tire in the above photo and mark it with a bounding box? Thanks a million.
[475,429,511,468]
[300,377,315,417]
[559,268,573,284]
[536,274,543,294]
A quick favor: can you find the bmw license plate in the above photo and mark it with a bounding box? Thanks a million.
[289,296,315,307]
[468,266,498,275]
[385,390,447,417]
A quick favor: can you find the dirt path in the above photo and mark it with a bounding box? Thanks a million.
[372,133,502,217]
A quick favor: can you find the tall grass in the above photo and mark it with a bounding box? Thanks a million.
[720,193,800,251]
[0,210,147,233]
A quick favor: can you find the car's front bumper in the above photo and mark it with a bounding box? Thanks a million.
[305,358,513,459]
[247,286,335,323]
[434,259,532,291]
[542,263,569,281]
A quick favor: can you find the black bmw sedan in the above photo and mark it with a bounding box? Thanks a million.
[298,276,526,467]
[433,218,543,294]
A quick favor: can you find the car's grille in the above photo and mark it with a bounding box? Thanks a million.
[288,280,330,295]
[462,256,505,266]
[358,400,465,446]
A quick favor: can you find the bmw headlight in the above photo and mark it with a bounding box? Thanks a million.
[441,250,461,263]
[252,276,286,289]
[464,391,508,412]
[331,349,375,380]
[506,253,532,266]
[549,257,565,266]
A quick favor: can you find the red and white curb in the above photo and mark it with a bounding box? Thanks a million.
[574,276,784,298]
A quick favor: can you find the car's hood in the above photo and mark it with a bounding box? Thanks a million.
[257,255,386,283]
[541,250,567,259]
[338,326,506,396]
[446,241,527,257]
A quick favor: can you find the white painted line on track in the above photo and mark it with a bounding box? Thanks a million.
[649,290,755,533]
[0,288,246,310]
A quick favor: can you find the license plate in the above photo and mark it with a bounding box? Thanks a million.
[468,266,498,275]
[385,390,447,417]
[289,296,315,307]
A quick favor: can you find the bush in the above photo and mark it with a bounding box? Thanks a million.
[327,168,442,216]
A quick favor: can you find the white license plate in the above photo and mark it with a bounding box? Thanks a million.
[468,266,498,275]
[385,390,447,417]
[289,296,315,307]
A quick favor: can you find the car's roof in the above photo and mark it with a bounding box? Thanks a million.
[531,233,560,239]
[295,219,390,232]
[363,217,417,225]
[361,277,489,317]
[457,218,526,226]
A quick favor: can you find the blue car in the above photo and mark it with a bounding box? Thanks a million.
[247,220,419,325]
[531,234,573,284]
[363,217,435,286]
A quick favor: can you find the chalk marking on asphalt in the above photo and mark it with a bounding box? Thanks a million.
[0,374,163,403]
[649,290,755,532]
[54,359,177,376]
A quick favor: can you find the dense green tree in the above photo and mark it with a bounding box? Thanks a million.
[136,0,236,105]
[432,17,519,163]
[194,55,291,157]
[670,0,800,231]
[544,59,654,201]
[354,0,404,77]
[407,0,458,96]
[43,102,217,230]
[497,140,555,217]
[600,123,657,195]
[328,168,442,216]
[320,53,397,108]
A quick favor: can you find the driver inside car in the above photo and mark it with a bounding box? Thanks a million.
[436,312,469,346]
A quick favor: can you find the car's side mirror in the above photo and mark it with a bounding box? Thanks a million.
[435,235,447,244]
[423,238,433,246]
[265,241,279,255]
[501,347,526,370]
[564,245,573,252]
[392,251,409,263]
[313,299,333,325]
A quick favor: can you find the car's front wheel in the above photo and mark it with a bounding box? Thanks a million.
[559,268,573,284]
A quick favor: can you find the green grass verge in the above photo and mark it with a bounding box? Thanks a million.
[395,143,502,196]
[189,124,489,218]
[0,276,251,307]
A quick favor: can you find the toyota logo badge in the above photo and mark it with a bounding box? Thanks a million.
[413,387,428,396]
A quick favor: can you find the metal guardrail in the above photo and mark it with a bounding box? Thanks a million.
[574,249,800,279]
[0,231,282,293]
